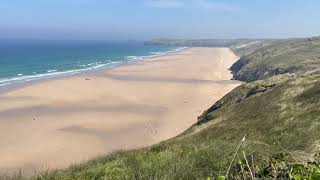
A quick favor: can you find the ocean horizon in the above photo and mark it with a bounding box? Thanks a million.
[0,39,184,87]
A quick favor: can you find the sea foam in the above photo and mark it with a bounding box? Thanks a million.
[0,46,186,87]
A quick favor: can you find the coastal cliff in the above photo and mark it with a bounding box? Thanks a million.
[231,37,320,82]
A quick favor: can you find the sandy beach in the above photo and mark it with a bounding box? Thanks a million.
[0,47,241,174]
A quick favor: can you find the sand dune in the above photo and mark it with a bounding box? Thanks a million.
[0,48,241,174]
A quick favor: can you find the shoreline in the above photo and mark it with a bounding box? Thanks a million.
[0,47,241,175]
[0,47,188,94]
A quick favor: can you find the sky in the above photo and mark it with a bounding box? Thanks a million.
[1,0,320,40]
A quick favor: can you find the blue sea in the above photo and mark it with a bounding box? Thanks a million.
[0,40,183,87]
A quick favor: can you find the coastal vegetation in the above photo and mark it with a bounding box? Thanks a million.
[3,37,320,179]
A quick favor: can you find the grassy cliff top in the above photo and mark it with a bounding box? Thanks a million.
[231,37,320,82]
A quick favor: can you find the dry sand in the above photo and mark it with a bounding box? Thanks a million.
[0,47,241,174]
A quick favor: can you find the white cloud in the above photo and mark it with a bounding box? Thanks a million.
[195,0,238,11]
[146,0,238,11]
[146,0,185,8]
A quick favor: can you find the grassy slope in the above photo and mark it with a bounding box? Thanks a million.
[231,37,320,82]
[4,37,320,179]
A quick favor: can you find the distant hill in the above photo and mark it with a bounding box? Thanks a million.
[231,37,320,82]
[144,38,260,47]
[145,38,276,57]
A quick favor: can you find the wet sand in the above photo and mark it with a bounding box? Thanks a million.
[0,47,241,174]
